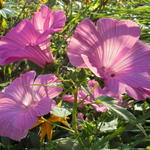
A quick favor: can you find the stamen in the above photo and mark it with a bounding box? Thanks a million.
[110,73,115,77]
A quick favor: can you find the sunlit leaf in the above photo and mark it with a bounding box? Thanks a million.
[95,96,147,136]
[51,106,71,117]
[98,118,118,132]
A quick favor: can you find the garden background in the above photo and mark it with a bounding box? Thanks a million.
[0,0,150,149]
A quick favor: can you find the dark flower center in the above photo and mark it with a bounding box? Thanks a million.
[110,73,115,77]
[101,66,116,78]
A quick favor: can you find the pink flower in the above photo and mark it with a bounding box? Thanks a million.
[0,71,62,140]
[62,80,107,112]
[117,100,133,109]
[0,5,66,68]
[67,18,150,100]
[77,112,84,120]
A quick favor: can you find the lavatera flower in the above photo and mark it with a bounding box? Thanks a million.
[0,5,66,68]
[0,71,62,141]
[68,18,150,100]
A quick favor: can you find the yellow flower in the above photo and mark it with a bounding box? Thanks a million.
[41,0,48,3]
[0,0,5,8]
[82,0,91,4]
[0,18,7,32]
[33,114,70,141]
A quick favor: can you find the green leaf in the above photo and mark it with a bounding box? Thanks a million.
[0,9,7,18]
[51,106,71,117]
[54,137,80,150]
[98,118,118,132]
[95,96,136,121]
[147,145,150,150]
[95,96,147,136]
[0,82,9,87]
[2,8,15,15]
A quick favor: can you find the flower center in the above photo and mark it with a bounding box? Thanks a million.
[110,73,115,77]
[101,66,116,78]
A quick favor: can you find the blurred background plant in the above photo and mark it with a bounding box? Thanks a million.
[0,0,150,149]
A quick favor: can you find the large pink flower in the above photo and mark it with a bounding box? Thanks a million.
[62,80,107,112]
[0,71,62,140]
[0,5,66,67]
[67,18,150,100]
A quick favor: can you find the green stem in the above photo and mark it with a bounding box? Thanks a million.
[72,88,88,150]
[72,87,78,135]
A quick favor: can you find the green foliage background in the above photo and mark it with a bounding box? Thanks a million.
[0,0,150,150]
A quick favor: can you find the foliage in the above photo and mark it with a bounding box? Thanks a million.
[0,0,150,150]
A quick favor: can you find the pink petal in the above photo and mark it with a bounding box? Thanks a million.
[125,41,150,72]
[110,41,150,73]
[68,19,101,68]
[103,78,125,99]
[88,80,104,98]
[62,95,75,103]
[81,54,101,77]
[0,40,27,65]
[13,98,53,131]
[13,111,38,132]
[33,74,63,99]
[4,19,39,46]
[92,104,108,112]
[31,5,66,36]
[88,80,99,88]
[97,18,140,68]
[125,86,150,100]
[0,95,29,140]
[77,112,84,120]
[32,98,54,116]
[119,73,150,89]
[23,44,54,68]
[5,71,36,104]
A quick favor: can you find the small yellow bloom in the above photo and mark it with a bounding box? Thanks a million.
[33,114,70,141]
[41,0,48,3]
[0,18,7,31]
[82,0,91,4]
[0,0,5,8]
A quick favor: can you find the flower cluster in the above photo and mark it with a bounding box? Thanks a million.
[0,4,150,141]
[0,5,66,67]
[0,5,66,141]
